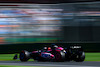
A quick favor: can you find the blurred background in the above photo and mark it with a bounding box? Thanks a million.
[0,0,100,53]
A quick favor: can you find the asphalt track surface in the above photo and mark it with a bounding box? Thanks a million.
[0,61,100,67]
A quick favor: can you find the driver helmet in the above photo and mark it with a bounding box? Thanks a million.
[43,46,47,50]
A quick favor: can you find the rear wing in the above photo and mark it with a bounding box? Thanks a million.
[69,45,84,51]
[70,46,81,49]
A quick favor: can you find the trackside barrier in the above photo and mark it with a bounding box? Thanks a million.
[0,43,100,54]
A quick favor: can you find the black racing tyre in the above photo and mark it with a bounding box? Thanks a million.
[19,50,30,62]
[74,51,85,62]
[54,51,65,62]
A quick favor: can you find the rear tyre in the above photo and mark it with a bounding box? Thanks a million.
[19,50,30,62]
[74,51,85,62]
[54,51,65,62]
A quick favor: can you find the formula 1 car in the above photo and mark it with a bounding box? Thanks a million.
[19,44,85,62]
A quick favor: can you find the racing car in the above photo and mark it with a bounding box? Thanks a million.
[19,44,85,62]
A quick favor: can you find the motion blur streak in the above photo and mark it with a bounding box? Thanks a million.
[0,2,100,44]
[0,4,63,44]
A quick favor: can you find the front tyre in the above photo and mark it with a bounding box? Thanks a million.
[19,50,30,62]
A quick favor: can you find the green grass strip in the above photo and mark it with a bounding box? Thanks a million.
[0,54,15,61]
[0,54,34,61]
[85,53,100,61]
